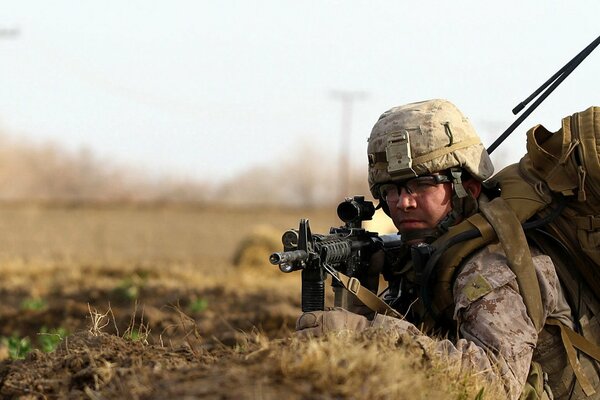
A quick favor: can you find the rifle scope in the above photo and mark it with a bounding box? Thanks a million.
[337,196,375,225]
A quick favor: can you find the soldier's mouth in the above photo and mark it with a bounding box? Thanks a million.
[397,219,425,230]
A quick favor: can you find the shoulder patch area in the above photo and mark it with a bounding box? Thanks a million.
[462,273,493,302]
[453,244,517,316]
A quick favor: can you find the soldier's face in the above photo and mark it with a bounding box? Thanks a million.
[386,180,453,239]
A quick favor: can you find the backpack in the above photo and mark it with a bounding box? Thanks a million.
[497,105,600,321]
[425,105,600,397]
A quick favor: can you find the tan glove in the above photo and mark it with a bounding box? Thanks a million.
[295,307,371,337]
[295,308,423,338]
[295,307,423,338]
[371,313,422,336]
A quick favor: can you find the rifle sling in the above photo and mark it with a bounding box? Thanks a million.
[336,270,403,319]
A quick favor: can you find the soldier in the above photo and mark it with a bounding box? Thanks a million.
[296,99,600,399]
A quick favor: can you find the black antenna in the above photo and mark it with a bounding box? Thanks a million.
[487,35,600,154]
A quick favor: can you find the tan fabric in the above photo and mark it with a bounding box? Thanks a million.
[517,105,600,298]
[294,243,600,399]
[295,308,371,337]
[372,313,423,335]
[451,244,597,399]
[366,99,494,198]
[382,243,587,400]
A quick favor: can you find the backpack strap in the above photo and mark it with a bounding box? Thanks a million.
[429,212,497,320]
[481,197,600,396]
[480,197,545,332]
[546,318,600,396]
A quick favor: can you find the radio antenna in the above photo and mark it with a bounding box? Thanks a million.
[487,34,600,154]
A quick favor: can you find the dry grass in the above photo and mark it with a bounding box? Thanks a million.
[276,330,506,400]
[0,203,507,399]
[0,321,507,399]
[0,202,338,265]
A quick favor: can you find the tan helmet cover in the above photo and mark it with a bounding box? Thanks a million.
[367,99,494,198]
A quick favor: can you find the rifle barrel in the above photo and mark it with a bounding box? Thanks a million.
[269,250,308,266]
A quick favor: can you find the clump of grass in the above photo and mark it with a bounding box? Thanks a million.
[123,328,147,343]
[1,326,69,360]
[1,326,68,359]
[275,329,506,400]
[123,301,150,345]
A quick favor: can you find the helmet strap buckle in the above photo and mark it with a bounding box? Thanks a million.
[450,168,468,198]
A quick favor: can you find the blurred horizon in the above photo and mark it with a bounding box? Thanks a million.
[0,128,371,207]
[1,2,599,205]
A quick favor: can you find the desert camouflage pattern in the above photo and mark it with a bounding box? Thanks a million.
[295,238,600,398]
[376,243,600,399]
[366,99,494,198]
[452,243,574,399]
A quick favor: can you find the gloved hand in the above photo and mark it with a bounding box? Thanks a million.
[295,308,422,338]
[371,313,422,336]
[295,307,371,337]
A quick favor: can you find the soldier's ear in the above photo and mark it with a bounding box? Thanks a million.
[462,179,482,198]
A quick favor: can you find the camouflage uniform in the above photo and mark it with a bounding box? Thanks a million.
[297,99,600,399]
[296,239,594,399]
[362,99,599,399]
[409,245,566,398]
[377,241,600,400]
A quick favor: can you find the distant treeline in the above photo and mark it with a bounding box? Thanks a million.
[0,134,369,207]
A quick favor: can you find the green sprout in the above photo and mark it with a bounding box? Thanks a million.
[124,329,142,342]
[20,297,48,311]
[4,336,32,360]
[114,275,146,301]
[37,327,67,353]
[123,326,149,345]
[188,298,208,313]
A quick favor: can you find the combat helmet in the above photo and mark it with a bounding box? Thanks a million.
[367,99,494,238]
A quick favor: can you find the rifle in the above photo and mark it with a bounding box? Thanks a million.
[269,195,402,315]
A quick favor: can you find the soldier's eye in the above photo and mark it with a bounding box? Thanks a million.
[379,184,399,201]
[405,176,439,193]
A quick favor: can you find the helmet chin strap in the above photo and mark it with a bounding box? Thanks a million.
[433,168,478,237]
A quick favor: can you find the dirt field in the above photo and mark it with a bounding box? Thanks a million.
[0,204,500,399]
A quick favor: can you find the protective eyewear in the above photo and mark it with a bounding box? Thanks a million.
[379,174,451,203]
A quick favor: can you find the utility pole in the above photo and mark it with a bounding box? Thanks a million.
[0,27,20,39]
[330,90,367,201]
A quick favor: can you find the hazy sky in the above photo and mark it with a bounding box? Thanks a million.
[1,1,599,182]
